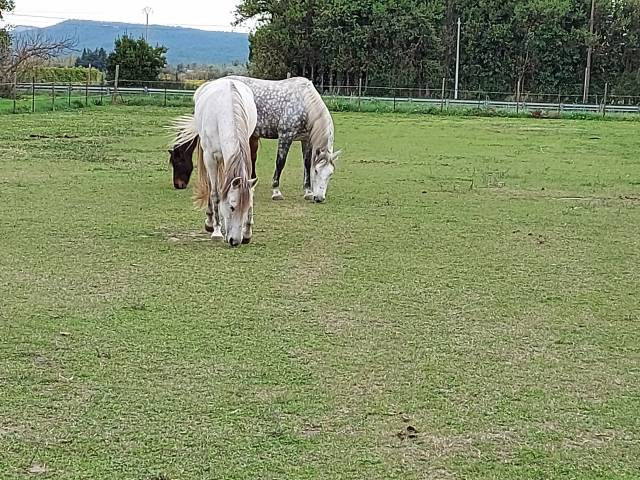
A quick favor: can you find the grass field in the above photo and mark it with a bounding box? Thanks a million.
[1,106,639,479]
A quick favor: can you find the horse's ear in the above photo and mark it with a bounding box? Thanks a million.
[231,177,242,189]
[249,177,258,190]
[330,150,343,163]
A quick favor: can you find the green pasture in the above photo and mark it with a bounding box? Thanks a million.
[0,106,638,479]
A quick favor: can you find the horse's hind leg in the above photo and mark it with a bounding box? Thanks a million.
[272,133,294,200]
[302,140,313,201]
[250,135,259,180]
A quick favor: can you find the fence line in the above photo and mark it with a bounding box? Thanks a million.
[3,80,640,115]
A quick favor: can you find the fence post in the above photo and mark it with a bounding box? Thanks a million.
[112,64,120,104]
[100,79,104,105]
[602,82,608,118]
[164,86,168,107]
[13,71,17,114]
[516,79,521,114]
[440,77,445,111]
[68,82,72,107]
[86,63,91,106]
[32,77,35,113]
[51,82,55,111]
[393,88,396,112]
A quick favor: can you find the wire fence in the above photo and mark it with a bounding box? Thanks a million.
[2,78,640,116]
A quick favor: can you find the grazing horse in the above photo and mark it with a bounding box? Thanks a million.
[168,76,341,203]
[170,78,258,247]
[168,137,197,189]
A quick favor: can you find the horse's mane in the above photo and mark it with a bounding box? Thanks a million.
[168,114,198,149]
[301,80,334,164]
[220,81,253,210]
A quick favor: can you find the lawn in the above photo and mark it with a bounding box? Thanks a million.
[0,106,639,479]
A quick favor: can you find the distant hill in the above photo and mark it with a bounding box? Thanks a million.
[14,20,249,66]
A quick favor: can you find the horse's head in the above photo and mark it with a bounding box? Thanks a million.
[311,148,341,203]
[168,144,195,190]
[219,176,258,247]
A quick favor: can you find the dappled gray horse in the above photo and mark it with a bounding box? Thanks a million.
[228,76,341,202]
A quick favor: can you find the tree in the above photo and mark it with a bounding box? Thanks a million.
[106,35,167,85]
[0,0,15,67]
[75,47,108,71]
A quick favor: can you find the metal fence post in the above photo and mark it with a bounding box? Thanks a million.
[393,88,396,112]
[164,86,168,107]
[440,77,445,111]
[32,77,35,113]
[51,82,55,111]
[602,82,608,118]
[68,82,72,107]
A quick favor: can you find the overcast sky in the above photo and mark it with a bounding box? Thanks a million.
[3,0,252,32]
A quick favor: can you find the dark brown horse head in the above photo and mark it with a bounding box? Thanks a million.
[168,138,197,189]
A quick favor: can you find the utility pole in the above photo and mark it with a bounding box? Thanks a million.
[583,0,596,103]
[454,17,461,100]
[142,7,153,42]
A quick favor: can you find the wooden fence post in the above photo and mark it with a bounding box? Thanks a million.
[12,71,17,114]
[112,65,120,104]
[86,63,91,106]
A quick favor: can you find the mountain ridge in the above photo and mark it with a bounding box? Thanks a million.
[13,19,250,66]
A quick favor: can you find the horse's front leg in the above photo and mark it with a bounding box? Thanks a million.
[271,134,294,200]
[242,205,254,244]
[205,152,223,240]
[205,197,214,233]
[302,139,313,201]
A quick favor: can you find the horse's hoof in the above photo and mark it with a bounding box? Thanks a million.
[303,191,314,201]
[204,223,214,233]
[272,191,284,201]
[211,230,223,240]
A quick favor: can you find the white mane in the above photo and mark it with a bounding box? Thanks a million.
[300,80,335,162]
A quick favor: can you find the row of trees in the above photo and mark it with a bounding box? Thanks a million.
[235,0,640,96]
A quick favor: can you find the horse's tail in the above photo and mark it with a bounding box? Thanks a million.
[168,114,199,148]
[193,138,210,209]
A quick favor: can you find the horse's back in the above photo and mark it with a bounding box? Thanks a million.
[195,78,257,154]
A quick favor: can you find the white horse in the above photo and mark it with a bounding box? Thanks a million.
[171,78,258,247]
